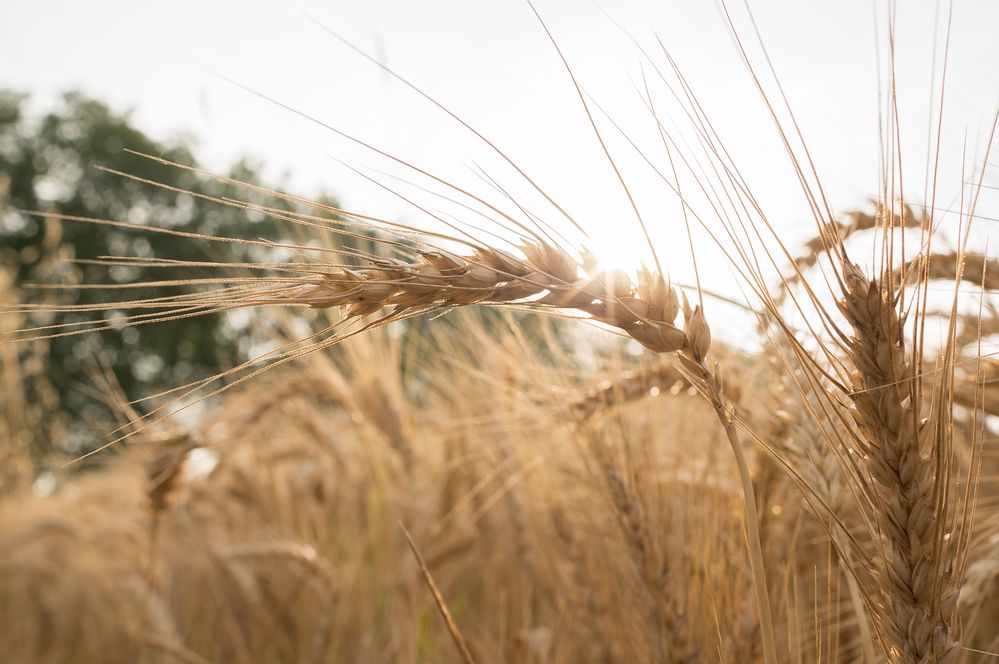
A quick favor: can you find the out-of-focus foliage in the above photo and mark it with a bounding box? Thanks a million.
[0,90,339,462]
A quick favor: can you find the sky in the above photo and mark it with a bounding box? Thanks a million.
[3,0,998,340]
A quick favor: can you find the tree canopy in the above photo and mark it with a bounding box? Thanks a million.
[0,90,341,461]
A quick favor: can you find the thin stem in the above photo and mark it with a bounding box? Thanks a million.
[399,521,476,664]
[704,368,778,664]
[723,417,777,664]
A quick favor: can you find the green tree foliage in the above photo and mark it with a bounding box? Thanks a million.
[0,90,337,460]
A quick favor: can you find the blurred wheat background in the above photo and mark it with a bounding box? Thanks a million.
[3,2,999,664]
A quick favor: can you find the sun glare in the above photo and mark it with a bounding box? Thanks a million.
[583,225,657,278]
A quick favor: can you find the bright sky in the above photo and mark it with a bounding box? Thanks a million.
[3,0,998,340]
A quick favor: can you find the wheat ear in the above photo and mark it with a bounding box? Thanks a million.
[837,258,961,664]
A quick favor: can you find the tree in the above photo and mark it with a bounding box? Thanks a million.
[0,90,338,462]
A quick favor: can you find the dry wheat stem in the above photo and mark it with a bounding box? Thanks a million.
[697,361,778,664]
[399,521,476,664]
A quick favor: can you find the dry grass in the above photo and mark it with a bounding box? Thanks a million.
[2,3,999,663]
[0,318,768,663]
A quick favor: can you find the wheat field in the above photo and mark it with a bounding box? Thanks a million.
[2,3,999,663]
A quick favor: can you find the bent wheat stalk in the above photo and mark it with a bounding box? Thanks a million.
[235,234,780,664]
